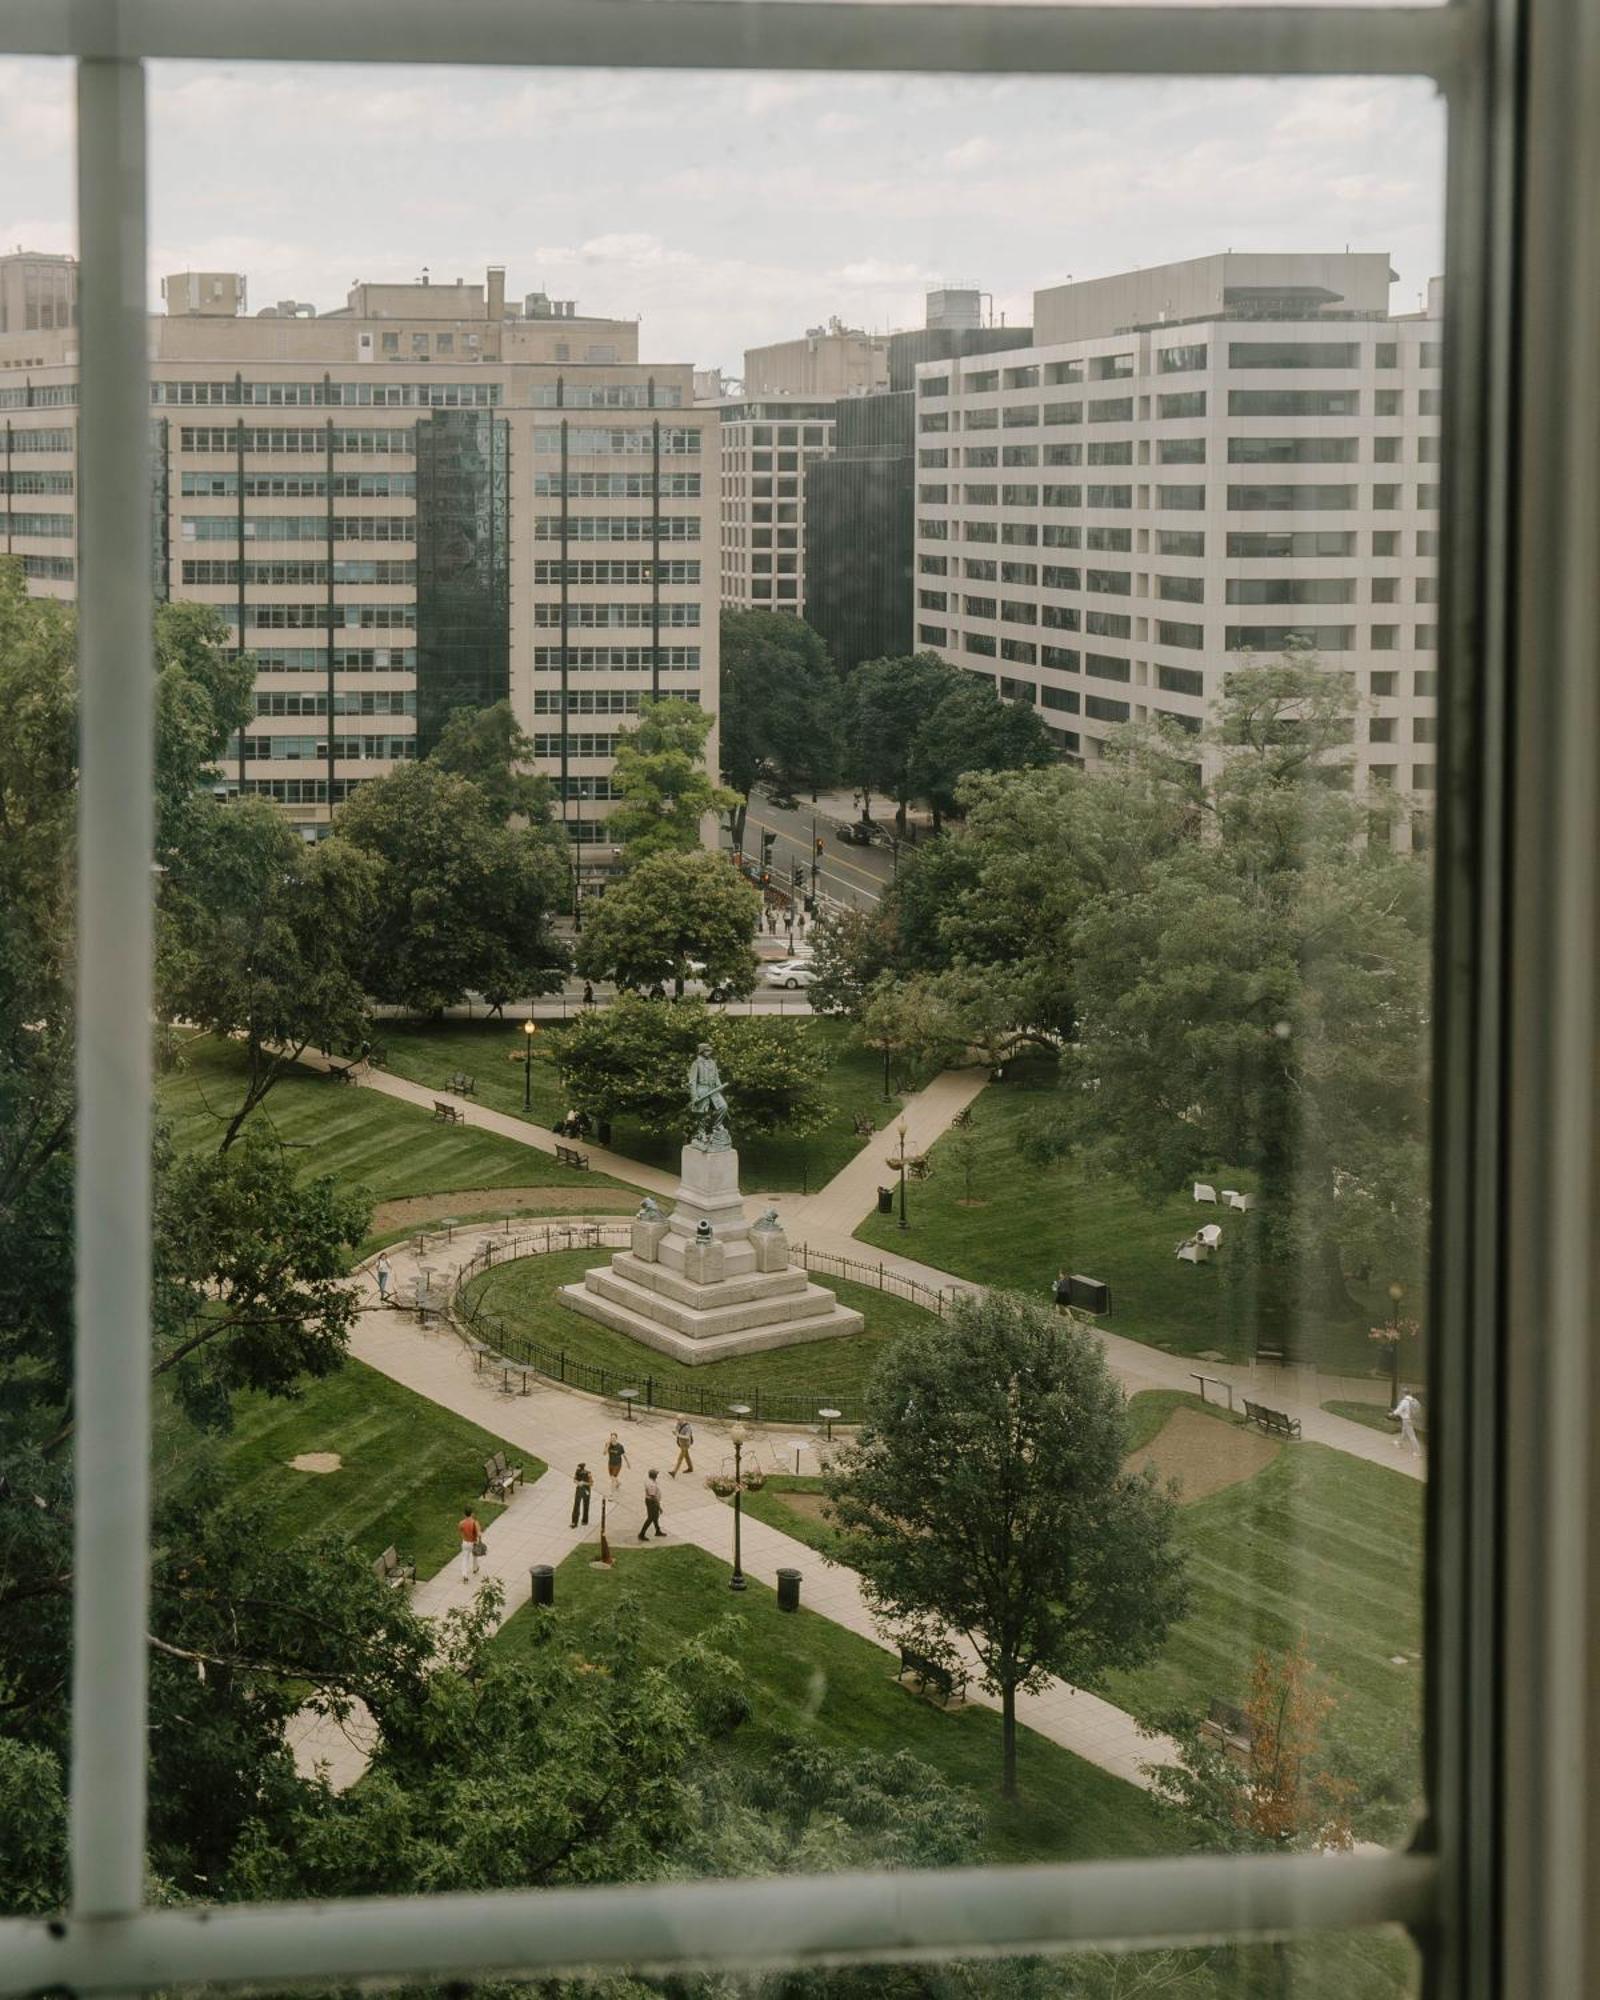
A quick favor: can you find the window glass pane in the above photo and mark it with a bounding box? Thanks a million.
[0,51,1447,1985]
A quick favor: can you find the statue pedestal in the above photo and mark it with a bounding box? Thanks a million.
[560,1145,864,1366]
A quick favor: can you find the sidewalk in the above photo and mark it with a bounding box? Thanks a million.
[783,1068,990,1238]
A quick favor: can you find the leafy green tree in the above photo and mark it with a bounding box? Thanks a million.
[607,697,739,860]
[429,698,560,827]
[829,1288,1188,1799]
[908,676,1056,830]
[856,971,965,1097]
[574,848,760,998]
[158,798,379,1146]
[1032,658,1433,1333]
[806,903,899,1020]
[554,996,831,1140]
[333,760,569,1015]
[843,652,962,827]
[719,610,841,848]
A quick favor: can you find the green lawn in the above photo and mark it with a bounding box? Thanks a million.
[1324,1398,1420,1442]
[378,1015,902,1194]
[463,1247,931,1420]
[855,1059,1397,1374]
[498,1541,1186,1866]
[155,1357,545,1575]
[739,1474,842,1559]
[1105,1434,1424,1845]
[159,1034,629,1207]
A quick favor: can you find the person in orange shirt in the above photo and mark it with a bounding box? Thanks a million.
[458,1505,482,1582]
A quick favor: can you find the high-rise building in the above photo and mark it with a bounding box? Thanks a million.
[912,253,1440,842]
[0,260,718,860]
[743,318,889,398]
[704,391,839,613]
[0,249,77,338]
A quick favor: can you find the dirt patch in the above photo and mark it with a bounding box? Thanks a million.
[370,1186,639,1233]
[772,1490,835,1526]
[290,1452,342,1474]
[1125,1408,1278,1503]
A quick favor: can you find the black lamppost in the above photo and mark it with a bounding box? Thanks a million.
[1386,1280,1406,1406]
[572,779,586,932]
[897,1117,909,1232]
[728,1406,750,1592]
[522,1018,536,1113]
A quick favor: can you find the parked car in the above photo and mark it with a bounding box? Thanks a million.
[764,960,817,991]
[834,820,876,845]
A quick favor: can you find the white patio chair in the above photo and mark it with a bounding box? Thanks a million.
[1227,1190,1255,1213]
[1194,1182,1218,1205]
[1221,1188,1241,1207]
[1198,1222,1223,1250]
[1176,1238,1211,1264]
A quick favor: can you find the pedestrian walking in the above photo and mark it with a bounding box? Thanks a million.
[583,981,595,1008]
[1391,1390,1423,1457]
[638,1469,666,1539]
[570,1462,593,1527]
[376,1252,392,1303]
[669,1416,694,1478]
[1051,1268,1070,1313]
[458,1504,483,1582]
[605,1431,628,1495]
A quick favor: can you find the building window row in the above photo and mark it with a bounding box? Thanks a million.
[178,471,416,498]
[181,514,415,542]
[530,645,701,670]
[181,559,415,585]
[153,380,499,408]
[250,647,417,673]
[179,425,416,454]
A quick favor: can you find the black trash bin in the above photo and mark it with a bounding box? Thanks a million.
[597,1118,613,1147]
[776,1567,802,1613]
[877,1186,894,1214]
[529,1564,555,1607]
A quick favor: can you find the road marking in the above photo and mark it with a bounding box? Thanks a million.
[745,810,888,893]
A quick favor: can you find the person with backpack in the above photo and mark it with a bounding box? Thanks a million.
[669,1416,694,1477]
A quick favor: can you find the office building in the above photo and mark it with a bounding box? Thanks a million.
[911,253,1440,839]
[0,258,718,858]
[705,390,839,612]
[743,317,889,398]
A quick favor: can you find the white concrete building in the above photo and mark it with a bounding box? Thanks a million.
[911,253,1441,843]
[703,393,838,612]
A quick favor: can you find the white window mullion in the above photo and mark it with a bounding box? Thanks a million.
[70,54,154,1930]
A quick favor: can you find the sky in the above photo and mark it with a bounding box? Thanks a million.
[2,58,1444,376]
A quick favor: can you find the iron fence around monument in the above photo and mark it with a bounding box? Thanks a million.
[447,1220,955,1428]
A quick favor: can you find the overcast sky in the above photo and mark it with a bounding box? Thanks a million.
[3,58,1444,375]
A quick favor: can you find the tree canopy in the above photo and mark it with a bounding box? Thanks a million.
[555,996,832,1140]
[607,696,740,861]
[829,1287,1188,1799]
[574,847,761,997]
[333,760,569,1015]
[428,697,559,826]
[719,610,841,848]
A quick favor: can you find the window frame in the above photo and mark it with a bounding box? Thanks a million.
[1,0,1594,1994]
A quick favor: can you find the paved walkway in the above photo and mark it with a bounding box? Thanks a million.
[294,1225,1174,1798]
[779,1067,990,1238]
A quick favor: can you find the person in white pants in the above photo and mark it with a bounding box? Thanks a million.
[458,1505,482,1580]
[1391,1391,1423,1457]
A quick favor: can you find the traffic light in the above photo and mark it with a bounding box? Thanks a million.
[791,862,804,888]
[761,830,776,862]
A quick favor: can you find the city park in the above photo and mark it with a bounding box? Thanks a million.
[0,582,1429,1997]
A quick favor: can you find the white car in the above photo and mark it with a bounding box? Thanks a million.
[764,960,817,991]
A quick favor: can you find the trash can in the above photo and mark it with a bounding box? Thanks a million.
[529,1564,555,1607]
[597,1118,613,1146]
[877,1186,894,1214]
[776,1567,802,1613]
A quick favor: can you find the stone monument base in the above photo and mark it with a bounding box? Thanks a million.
[558,1142,864,1365]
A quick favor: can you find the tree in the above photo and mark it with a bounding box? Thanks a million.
[158,798,379,1146]
[806,903,898,1020]
[554,996,831,1140]
[828,1288,1188,1799]
[719,610,841,849]
[1032,658,1432,1334]
[908,676,1056,830]
[332,760,569,1015]
[574,848,761,998]
[843,652,962,827]
[1146,1637,1356,1854]
[945,1109,983,1206]
[429,698,559,827]
[607,696,739,860]
[856,971,965,1097]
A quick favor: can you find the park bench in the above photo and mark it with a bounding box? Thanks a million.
[554,1142,591,1170]
[367,1043,388,1069]
[432,1099,463,1125]
[371,1545,415,1591]
[483,1450,524,1500]
[446,1071,477,1097]
[330,1061,361,1085]
[1200,1696,1255,1763]
[896,1645,967,1708]
[1242,1399,1302,1440]
[852,1113,878,1138]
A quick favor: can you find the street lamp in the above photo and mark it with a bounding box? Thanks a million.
[572,779,586,933]
[897,1117,909,1232]
[1386,1280,1406,1406]
[522,1018,537,1114]
[727,1408,750,1592]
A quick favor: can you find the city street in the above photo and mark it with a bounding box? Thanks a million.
[736,787,930,911]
